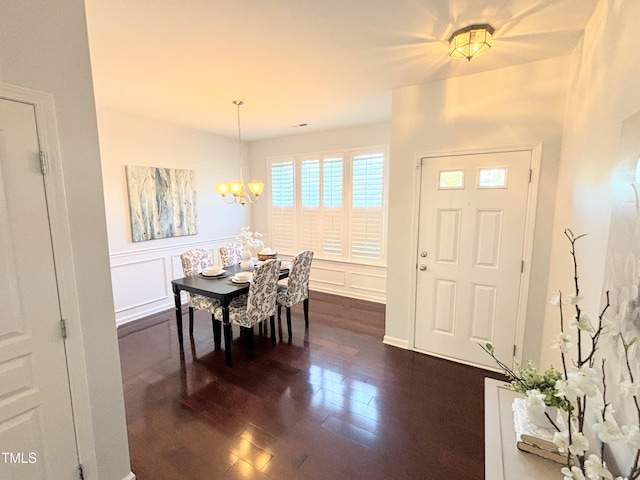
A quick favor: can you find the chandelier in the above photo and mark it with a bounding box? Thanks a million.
[449,24,494,61]
[215,100,264,205]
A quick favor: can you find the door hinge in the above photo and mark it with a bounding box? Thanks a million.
[60,319,68,339]
[529,169,532,183]
[78,464,84,480]
[39,151,48,174]
[513,344,517,357]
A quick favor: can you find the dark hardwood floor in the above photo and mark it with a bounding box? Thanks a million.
[118,291,504,480]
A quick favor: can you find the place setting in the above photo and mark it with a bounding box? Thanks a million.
[199,265,229,279]
[226,271,252,285]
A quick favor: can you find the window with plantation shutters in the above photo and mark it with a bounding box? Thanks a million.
[351,151,384,259]
[322,157,343,256]
[270,159,295,253]
[300,159,322,254]
[268,146,387,265]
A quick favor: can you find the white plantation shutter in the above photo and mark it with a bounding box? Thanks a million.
[322,157,343,256]
[300,159,322,253]
[268,147,386,265]
[270,159,295,253]
[351,152,385,260]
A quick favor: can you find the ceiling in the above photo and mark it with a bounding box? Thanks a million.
[84,0,598,141]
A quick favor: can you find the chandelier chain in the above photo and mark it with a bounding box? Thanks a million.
[216,100,263,204]
[235,100,244,183]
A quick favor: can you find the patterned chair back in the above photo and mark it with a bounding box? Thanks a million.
[181,248,211,276]
[245,259,281,325]
[284,250,314,306]
[219,242,243,267]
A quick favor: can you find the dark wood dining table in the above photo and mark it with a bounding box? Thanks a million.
[171,264,288,366]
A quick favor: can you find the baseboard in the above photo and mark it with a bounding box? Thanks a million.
[116,300,176,326]
[116,284,386,329]
[122,472,136,480]
[383,335,409,349]
[117,308,175,338]
[115,284,384,326]
[118,290,386,341]
[311,284,385,304]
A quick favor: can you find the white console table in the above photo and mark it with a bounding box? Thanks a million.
[484,378,561,479]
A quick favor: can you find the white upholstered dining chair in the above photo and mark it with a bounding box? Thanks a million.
[218,242,243,268]
[276,250,313,339]
[213,259,281,360]
[180,248,223,347]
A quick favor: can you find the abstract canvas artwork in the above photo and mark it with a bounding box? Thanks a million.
[603,111,640,343]
[125,165,198,242]
[600,110,640,469]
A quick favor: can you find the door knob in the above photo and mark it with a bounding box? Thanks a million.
[419,264,427,271]
[420,251,428,258]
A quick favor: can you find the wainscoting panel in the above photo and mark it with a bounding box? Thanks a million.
[350,272,386,294]
[111,237,235,326]
[279,255,387,304]
[111,237,386,327]
[111,257,168,313]
[309,265,346,287]
[169,254,182,280]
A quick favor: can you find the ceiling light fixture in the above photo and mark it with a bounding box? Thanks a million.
[449,24,494,61]
[215,100,264,205]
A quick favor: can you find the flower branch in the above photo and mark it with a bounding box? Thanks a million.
[236,226,264,249]
[484,229,640,479]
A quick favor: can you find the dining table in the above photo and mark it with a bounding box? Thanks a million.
[171,263,289,366]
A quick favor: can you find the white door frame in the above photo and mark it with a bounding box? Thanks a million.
[0,83,98,478]
[407,144,542,370]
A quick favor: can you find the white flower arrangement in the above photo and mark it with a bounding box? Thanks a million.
[236,226,264,249]
[485,229,640,480]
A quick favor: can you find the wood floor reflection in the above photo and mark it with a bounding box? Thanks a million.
[118,291,504,480]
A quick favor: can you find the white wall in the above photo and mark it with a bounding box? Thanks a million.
[541,2,640,471]
[249,123,391,302]
[387,56,570,361]
[97,108,254,324]
[1,1,131,479]
[542,0,640,365]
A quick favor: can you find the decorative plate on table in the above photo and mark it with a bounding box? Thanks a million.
[200,269,227,278]
[230,274,252,284]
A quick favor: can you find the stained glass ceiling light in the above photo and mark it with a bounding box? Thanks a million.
[449,24,494,61]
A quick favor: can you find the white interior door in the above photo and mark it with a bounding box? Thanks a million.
[414,150,531,368]
[0,99,78,479]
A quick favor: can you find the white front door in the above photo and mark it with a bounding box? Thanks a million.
[414,150,531,368]
[0,99,79,479]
